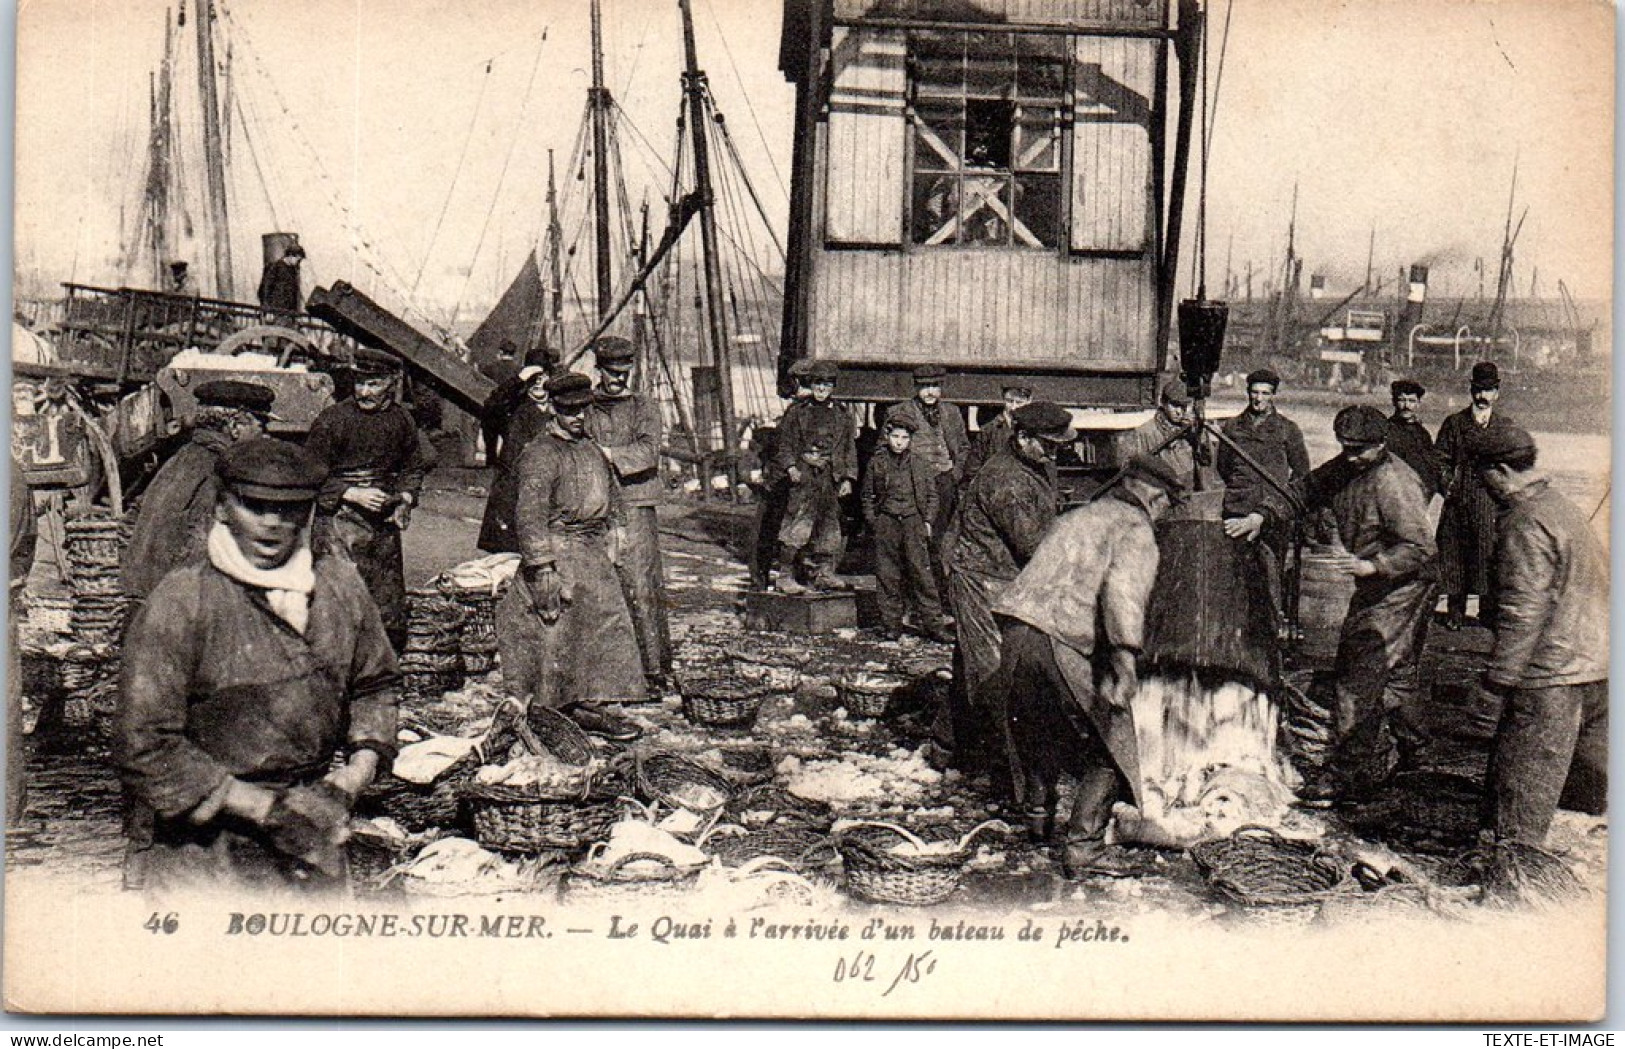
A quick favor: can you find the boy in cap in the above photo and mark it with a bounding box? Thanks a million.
[304,347,437,650]
[1434,361,1518,630]
[861,409,950,642]
[1297,404,1438,802]
[963,384,1032,480]
[117,438,399,891]
[888,366,969,560]
[477,355,554,554]
[1475,424,1608,845]
[1384,379,1443,499]
[775,431,844,594]
[496,372,644,742]
[123,379,278,599]
[585,335,672,691]
[257,242,306,316]
[768,360,857,589]
[943,401,1074,778]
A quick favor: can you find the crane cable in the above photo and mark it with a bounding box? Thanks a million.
[413,58,496,299]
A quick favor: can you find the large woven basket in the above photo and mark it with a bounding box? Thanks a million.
[836,821,1003,907]
[679,677,773,729]
[358,749,480,833]
[564,849,707,901]
[465,790,622,854]
[724,783,832,830]
[709,826,836,871]
[636,752,735,815]
[1189,825,1355,907]
[836,673,906,719]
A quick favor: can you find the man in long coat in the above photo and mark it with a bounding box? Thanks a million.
[122,380,277,600]
[304,348,436,651]
[117,439,399,891]
[887,365,969,552]
[496,373,643,742]
[585,336,672,691]
[1435,361,1518,629]
[1477,425,1608,846]
[749,360,814,589]
[942,402,1072,773]
[478,362,552,554]
[257,243,305,316]
[1299,406,1439,802]
[985,456,1184,878]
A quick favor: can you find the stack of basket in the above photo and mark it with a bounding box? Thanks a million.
[462,706,617,856]
[399,588,468,700]
[58,512,132,729]
[450,585,502,677]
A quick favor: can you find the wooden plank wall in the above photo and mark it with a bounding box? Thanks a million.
[834,0,1167,30]
[1071,37,1156,253]
[810,250,1155,367]
[824,29,907,245]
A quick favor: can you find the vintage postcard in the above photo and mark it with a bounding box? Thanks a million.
[5,0,1612,1021]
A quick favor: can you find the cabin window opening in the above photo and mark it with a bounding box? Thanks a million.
[908,33,1065,250]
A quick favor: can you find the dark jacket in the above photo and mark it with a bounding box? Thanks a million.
[964,413,1013,479]
[1385,415,1444,498]
[860,446,938,524]
[117,556,400,821]
[1486,479,1609,689]
[304,399,436,515]
[121,428,233,598]
[887,398,969,480]
[1435,406,1519,595]
[477,401,552,553]
[771,400,857,484]
[946,450,1058,581]
[257,261,302,314]
[1218,408,1310,525]
[513,430,625,569]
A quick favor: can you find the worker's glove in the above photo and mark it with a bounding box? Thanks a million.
[1102,649,1139,711]
[322,750,380,803]
[524,566,565,624]
[787,466,803,485]
[1222,512,1265,542]
[261,783,353,877]
[838,480,853,498]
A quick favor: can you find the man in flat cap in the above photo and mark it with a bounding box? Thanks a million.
[861,407,949,643]
[963,383,1032,481]
[123,380,278,600]
[943,401,1073,778]
[304,348,437,650]
[1476,425,1607,847]
[117,438,399,891]
[496,372,644,742]
[585,335,671,693]
[1434,361,1518,630]
[889,365,970,585]
[1116,378,1213,488]
[1297,405,1438,802]
[1217,368,1310,631]
[477,354,553,554]
[1384,379,1443,501]
[985,454,1185,878]
[765,360,857,590]
[748,359,817,589]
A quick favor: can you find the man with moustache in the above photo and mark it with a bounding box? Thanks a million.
[1384,379,1444,500]
[963,384,1032,480]
[887,365,970,582]
[1434,361,1518,630]
[585,336,672,692]
[496,373,644,742]
[304,348,437,651]
[116,439,399,891]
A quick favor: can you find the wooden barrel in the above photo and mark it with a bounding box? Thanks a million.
[1294,550,1356,669]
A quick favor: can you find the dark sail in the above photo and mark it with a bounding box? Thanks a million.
[469,252,549,372]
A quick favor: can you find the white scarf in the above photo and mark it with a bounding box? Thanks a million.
[207,521,316,634]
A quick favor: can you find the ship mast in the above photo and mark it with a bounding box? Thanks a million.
[678,0,738,459]
[546,148,565,353]
[590,0,614,320]
[195,0,234,298]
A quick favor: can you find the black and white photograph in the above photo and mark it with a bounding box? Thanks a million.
[4,0,1612,1021]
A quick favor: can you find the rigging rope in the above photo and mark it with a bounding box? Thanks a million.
[700,0,788,203]
[414,58,495,299]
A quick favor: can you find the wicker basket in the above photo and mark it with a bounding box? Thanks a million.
[1189,825,1355,907]
[346,829,426,887]
[465,790,622,854]
[836,673,906,719]
[564,849,706,901]
[837,824,971,907]
[724,783,832,829]
[636,752,735,814]
[679,677,772,729]
[522,705,596,766]
[709,826,836,871]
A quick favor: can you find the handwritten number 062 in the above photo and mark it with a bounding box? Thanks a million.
[144,912,179,935]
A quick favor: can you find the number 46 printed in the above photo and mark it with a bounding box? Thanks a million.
[144,912,179,935]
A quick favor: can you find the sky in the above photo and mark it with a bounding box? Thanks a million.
[11,0,1616,333]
